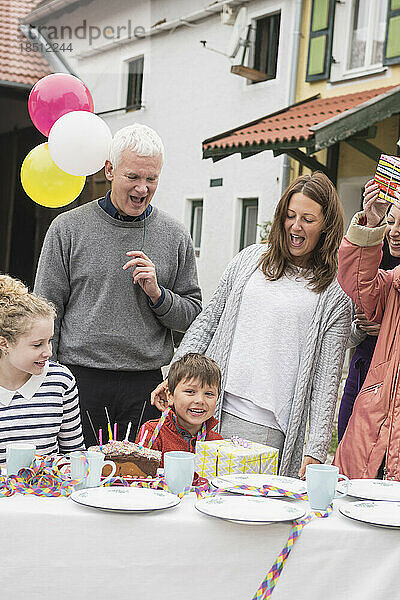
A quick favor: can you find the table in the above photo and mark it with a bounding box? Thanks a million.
[0,492,398,599]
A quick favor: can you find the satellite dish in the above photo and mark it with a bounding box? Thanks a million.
[226,7,248,59]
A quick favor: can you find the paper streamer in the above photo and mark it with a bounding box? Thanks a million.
[147,407,171,448]
[147,408,207,449]
[252,505,333,599]
[0,454,89,498]
[232,483,307,500]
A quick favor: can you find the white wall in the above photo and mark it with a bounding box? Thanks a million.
[38,0,295,301]
[337,176,368,229]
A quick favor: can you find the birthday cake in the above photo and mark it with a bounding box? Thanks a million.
[89,440,161,478]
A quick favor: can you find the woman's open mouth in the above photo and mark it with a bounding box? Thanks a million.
[289,234,305,248]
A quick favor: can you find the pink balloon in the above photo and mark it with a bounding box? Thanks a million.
[28,73,94,137]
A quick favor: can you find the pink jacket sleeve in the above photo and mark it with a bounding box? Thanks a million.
[338,215,393,323]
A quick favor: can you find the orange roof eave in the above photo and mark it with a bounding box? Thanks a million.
[203,85,400,160]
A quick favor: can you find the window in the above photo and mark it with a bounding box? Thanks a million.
[190,200,203,257]
[126,56,144,110]
[240,199,258,250]
[384,0,400,65]
[252,12,280,81]
[315,0,400,82]
[347,0,387,70]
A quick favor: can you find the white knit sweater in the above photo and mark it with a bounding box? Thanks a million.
[174,244,352,477]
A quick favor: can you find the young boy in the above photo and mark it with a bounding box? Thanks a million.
[136,353,223,464]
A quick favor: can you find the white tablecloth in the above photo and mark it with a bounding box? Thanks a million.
[0,492,397,599]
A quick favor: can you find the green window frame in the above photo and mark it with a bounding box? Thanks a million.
[190,200,203,256]
[384,0,400,65]
[126,56,144,110]
[306,0,336,81]
[240,199,258,251]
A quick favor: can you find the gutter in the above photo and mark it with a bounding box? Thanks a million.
[281,0,303,194]
[61,0,253,60]
[20,0,88,24]
[0,79,31,90]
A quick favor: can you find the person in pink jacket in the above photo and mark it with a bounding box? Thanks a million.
[334,179,400,480]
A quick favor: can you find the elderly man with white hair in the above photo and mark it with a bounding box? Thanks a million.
[34,124,202,446]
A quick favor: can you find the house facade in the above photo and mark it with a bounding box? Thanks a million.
[296,0,400,224]
[204,0,400,229]
[22,0,301,301]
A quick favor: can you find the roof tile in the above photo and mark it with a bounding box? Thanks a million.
[203,86,397,151]
[0,0,52,87]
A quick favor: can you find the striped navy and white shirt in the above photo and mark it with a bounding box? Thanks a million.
[0,361,85,464]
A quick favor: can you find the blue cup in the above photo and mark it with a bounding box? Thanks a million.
[164,451,195,495]
[6,442,36,475]
[306,464,349,510]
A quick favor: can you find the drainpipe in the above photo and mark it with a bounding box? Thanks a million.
[281,0,303,194]
[19,24,78,75]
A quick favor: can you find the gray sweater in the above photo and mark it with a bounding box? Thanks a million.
[34,200,202,371]
[173,244,352,477]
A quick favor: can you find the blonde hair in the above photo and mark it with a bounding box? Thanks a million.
[259,172,344,294]
[0,275,56,356]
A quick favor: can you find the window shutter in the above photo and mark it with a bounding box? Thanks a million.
[384,0,400,66]
[306,0,336,81]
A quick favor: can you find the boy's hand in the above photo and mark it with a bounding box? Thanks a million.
[151,379,172,411]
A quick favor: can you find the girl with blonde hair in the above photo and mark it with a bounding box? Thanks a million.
[0,275,84,463]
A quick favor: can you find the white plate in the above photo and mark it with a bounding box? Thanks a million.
[211,474,306,497]
[70,486,180,513]
[339,500,400,528]
[195,494,306,524]
[338,479,400,502]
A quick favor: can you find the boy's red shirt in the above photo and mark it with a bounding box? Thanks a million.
[136,409,222,466]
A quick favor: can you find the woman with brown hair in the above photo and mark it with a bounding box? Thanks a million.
[152,172,351,477]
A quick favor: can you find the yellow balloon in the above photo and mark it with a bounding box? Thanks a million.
[21,143,86,208]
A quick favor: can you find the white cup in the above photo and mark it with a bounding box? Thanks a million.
[70,451,116,490]
[306,464,349,510]
[6,442,36,475]
[164,451,195,495]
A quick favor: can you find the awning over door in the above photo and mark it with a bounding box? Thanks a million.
[202,85,400,178]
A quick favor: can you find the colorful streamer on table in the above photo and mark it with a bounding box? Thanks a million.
[252,504,333,599]
[0,455,333,600]
[0,455,88,498]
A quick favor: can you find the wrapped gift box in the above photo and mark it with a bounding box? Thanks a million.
[195,438,279,478]
[374,154,400,205]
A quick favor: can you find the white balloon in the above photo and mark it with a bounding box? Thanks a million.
[48,111,112,176]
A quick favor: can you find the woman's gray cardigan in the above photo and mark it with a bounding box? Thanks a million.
[173,244,352,477]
